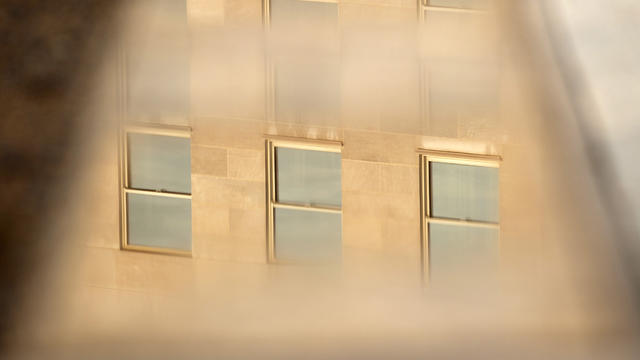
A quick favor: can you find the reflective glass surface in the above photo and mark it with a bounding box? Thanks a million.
[128,133,191,194]
[429,223,499,282]
[274,208,341,262]
[430,162,498,222]
[276,147,342,207]
[127,193,191,251]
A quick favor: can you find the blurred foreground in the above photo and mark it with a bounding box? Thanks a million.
[1,0,640,359]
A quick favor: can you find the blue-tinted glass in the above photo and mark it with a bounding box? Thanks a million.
[128,133,191,194]
[429,223,499,283]
[276,148,341,207]
[275,208,341,262]
[127,193,191,251]
[430,162,498,222]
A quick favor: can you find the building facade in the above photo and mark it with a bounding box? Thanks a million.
[12,0,636,357]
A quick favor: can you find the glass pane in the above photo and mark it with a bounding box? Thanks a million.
[429,223,499,283]
[276,147,341,207]
[430,162,498,223]
[427,0,491,10]
[128,133,191,194]
[127,193,191,251]
[275,208,341,262]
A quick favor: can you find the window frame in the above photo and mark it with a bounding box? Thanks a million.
[418,149,501,284]
[119,123,193,257]
[265,136,343,264]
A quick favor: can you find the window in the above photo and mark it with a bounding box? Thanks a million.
[264,0,340,125]
[266,137,342,263]
[120,125,192,255]
[419,150,500,285]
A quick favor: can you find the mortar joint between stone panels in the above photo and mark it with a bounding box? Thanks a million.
[192,254,269,266]
[192,118,436,142]
[342,126,426,138]
[192,143,232,151]
[227,176,264,183]
[193,116,345,136]
[191,115,265,124]
[352,2,414,9]
[342,158,418,168]
[191,176,265,189]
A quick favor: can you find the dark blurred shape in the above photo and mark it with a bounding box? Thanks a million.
[0,0,118,350]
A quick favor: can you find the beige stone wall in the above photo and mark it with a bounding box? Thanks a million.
[12,0,637,356]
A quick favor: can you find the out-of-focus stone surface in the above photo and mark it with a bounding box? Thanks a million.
[6,0,640,359]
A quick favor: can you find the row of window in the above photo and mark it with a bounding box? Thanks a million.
[263,0,495,127]
[119,125,500,283]
[123,0,497,135]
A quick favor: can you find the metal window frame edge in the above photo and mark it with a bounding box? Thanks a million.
[266,137,343,264]
[119,123,193,257]
[418,148,501,286]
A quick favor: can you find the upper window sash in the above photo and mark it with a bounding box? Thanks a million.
[267,136,343,212]
[122,124,192,198]
[420,150,500,224]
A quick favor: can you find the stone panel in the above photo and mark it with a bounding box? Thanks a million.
[192,118,264,150]
[380,164,419,195]
[228,148,265,181]
[192,145,228,177]
[342,160,382,193]
[343,130,416,165]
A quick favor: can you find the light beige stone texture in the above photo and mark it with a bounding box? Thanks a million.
[343,130,417,165]
[228,148,264,181]
[192,145,228,177]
